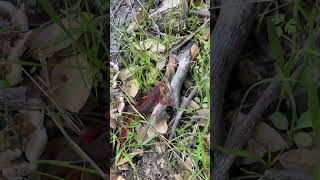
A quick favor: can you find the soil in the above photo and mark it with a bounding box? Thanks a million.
[124,147,184,180]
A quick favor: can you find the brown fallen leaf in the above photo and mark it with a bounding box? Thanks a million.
[116,95,125,113]
[49,55,92,112]
[165,54,177,80]
[153,112,169,134]
[240,121,288,165]
[125,79,139,97]
[190,43,200,61]
[279,148,316,173]
[197,108,209,117]
[253,122,288,152]
[117,148,144,166]
[119,69,133,81]
[27,17,81,59]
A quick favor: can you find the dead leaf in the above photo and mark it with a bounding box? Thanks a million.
[183,97,200,111]
[253,122,288,152]
[197,108,209,117]
[50,55,92,112]
[279,148,316,173]
[110,117,117,130]
[133,12,143,24]
[119,69,133,81]
[156,58,166,70]
[165,54,177,80]
[117,149,144,166]
[153,112,168,134]
[147,126,157,137]
[198,119,207,127]
[129,148,144,156]
[27,17,81,59]
[110,171,126,180]
[190,43,200,60]
[151,43,166,53]
[118,163,129,171]
[136,124,148,143]
[125,79,139,97]
[126,22,138,33]
[116,95,125,113]
[184,157,194,171]
[174,174,184,180]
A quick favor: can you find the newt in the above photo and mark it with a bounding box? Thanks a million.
[120,82,169,147]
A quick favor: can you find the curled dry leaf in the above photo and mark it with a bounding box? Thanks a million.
[190,43,200,61]
[110,171,126,180]
[197,108,209,117]
[0,149,22,168]
[118,163,129,171]
[19,110,47,162]
[27,17,81,59]
[49,55,92,112]
[165,54,177,80]
[241,120,289,163]
[116,95,125,113]
[127,22,139,33]
[153,112,169,134]
[134,38,166,53]
[174,174,184,180]
[136,124,148,143]
[125,79,139,97]
[184,157,194,171]
[110,117,117,130]
[117,149,144,166]
[0,1,28,31]
[151,43,166,53]
[119,69,133,81]
[2,162,37,179]
[156,58,166,70]
[253,122,288,152]
[183,97,200,111]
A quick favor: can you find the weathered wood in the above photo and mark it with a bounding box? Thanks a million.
[211,0,256,178]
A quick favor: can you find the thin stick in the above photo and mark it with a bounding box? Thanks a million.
[170,18,209,54]
[169,87,197,140]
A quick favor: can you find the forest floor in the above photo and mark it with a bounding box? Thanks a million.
[110,0,210,179]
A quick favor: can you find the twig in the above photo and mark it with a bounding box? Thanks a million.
[169,86,197,140]
[150,42,193,124]
[169,18,210,54]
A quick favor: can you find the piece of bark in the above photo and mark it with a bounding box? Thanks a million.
[211,0,256,177]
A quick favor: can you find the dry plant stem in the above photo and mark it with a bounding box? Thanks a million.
[169,86,197,140]
[211,0,256,169]
[150,43,192,124]
[169,18,210,55]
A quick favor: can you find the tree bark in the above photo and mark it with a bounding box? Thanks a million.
[211,1,256,179]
